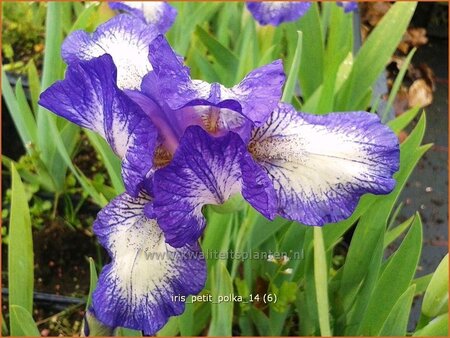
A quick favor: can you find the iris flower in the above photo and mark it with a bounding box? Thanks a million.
[39,12,399,334]
[109,1,177,33]
[337,1,359,13]
[246,1,312,26]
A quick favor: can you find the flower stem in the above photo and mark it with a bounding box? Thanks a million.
[313,226,332,336]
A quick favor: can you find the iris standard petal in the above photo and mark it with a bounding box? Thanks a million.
[109,1,177,33]
[147,35,284,130]
[93,193,206,335]
[39,55,157,196]
[153,126,276,248]
[62,14,157,89]
[246,2,311,26]
[249,103,399,225]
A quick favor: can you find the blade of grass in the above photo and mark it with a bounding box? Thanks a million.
[314,227,331,336]
[2,71,35,148]
[86,257,98,310]
[382,48,416,122]
[27,60,41,114]
[86,131,124,194]
[296,2,324,100]
[9,305,39,336]
[8,164,34,329]
[282,31,303,104]
[37,2,63,164]
[208,262,233,336]
[388,107,421,135]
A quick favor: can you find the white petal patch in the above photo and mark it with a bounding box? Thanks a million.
[62,15,156,90]
[93,193,205,333]
[249,104,399,225]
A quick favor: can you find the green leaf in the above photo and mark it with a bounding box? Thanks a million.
[38,2,64,164]
[384,215,415,248]
[282,31,303,104]
[335,2,417,110]
[208,262,233,336]
[178,298,194,336]
[86,257,98,310]
[249,214,291,249]
[413,313,449,336]
[272,281,297,313]
[202,208,234,267]
[48,119,107,206]
[235,18,258,82]
[412,273,433,295]
[169,2,222,55]
[358,214,423,335]
[69,3,98,32]
[296,2,324,99]
[115,327,142,336]
[9,305,39,336]
[387,107,421,135]
[86,131,124,194]
[8,164,34,331]
[27,60,41,115]
[382,48,416,122]
[249,308,272,336]
[157,316,179,336]
[2,71,35,148]
[313,227,331,336]
[194,25,239,86]
[317,2,353,113]
[379,284,416,335]
[422,254,449,318]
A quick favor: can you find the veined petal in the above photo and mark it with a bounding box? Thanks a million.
[39,55,157,196]
[249,103,399,225]
[147,35,284,129]
[109,1,177,33]
[246,2,311,26]
[93,193,206,335]
[153,126,276,248]
[62,15,157,89]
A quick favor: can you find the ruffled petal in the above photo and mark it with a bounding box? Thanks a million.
[147,35,284,129]
[109,1,177,33]
[93,193,206,335]
[246,2,311,26]
[62,14,157,89]
[153,126,276,248]
[38,55,157,196]
[249,103,399,225]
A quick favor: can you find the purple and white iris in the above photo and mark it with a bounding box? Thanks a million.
[109,1,177,33]
[246,1,312,26]
[336,1,359,13]
[39,9,399,335]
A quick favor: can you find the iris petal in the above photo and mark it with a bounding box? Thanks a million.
[153,126,276,248]
[336,1,359,13]
[249,103,399,225]
[147,35,284,129]
[39,55,157,196]
[62,15,157,89]
[246,2,311,26]
[109,1,177,33]
[93,192,206,335]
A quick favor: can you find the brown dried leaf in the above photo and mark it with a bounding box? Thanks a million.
[360,2,392,27]
[408,79,433,108]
